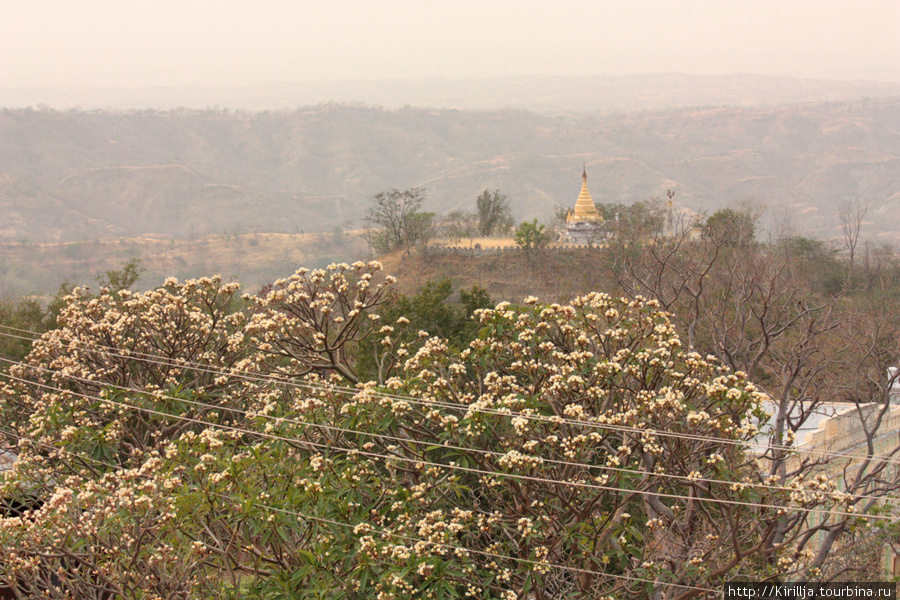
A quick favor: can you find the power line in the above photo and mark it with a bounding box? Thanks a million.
[0,426,720,597]
[1,353,891,505]
[1,323,898,469]
[0,368,888,521]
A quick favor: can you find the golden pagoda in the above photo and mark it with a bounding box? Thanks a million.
[563,164,604,243]
[566,165,602,224]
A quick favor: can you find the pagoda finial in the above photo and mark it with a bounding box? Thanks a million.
[582,162,586,180]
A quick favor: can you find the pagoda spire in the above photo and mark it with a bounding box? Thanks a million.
[571,164,601,222]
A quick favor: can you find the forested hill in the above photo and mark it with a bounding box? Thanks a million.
[2,96,899,243]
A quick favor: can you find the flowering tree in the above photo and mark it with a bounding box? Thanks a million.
[245,262,395,384]
[0,275,259,598]
[328,294,851,598]
[607,212,900,578]
[2,276,257,458]
[0,265,868,599]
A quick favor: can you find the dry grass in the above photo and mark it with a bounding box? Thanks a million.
[431,237,518,249]
[379,246,613,302]
[0,232,368,296]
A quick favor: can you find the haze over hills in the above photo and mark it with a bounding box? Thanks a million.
[3,74,900,113]
[1,88,899,246]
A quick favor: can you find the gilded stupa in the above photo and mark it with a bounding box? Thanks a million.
[563,164,604,243]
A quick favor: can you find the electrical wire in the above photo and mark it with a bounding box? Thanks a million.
[0,368,888,521]
[0,426,720,596]
[1,353,892,505]
[1,324,898,470]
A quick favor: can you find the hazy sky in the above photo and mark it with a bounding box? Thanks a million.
[2,0,898,88]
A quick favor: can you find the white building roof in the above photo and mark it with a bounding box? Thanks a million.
[753,401,874,453]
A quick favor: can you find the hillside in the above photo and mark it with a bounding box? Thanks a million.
[1,97,899,247]
[0,231,368,295]
[379,247,613,302]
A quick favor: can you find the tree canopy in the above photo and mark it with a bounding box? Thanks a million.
[702,207,756,247]
[366,187,435,254]
[514,219,551,255]
[0,259,881,599]
[475,189,514,237]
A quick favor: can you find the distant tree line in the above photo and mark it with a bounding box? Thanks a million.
[366,188,514,253]
[363,185,764,258]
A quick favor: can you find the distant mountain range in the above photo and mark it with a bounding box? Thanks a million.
[3,73,899,113]
[1,80,898,244]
